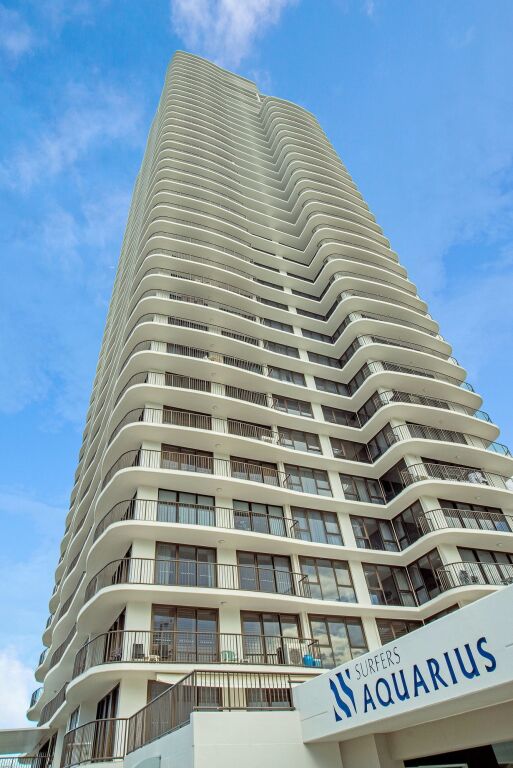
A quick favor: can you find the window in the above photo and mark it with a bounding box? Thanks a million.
[161,444,213,473]
[258,297,288,310]
[255,277,283,289]
[302,328,332,343]
[300,557,356,602]
[147,680,172,703]
[279,427,322,453]
[339,474,385,504]
[296,307,325,319]
[351,516,399,552]
[376,619,422,645]
[291,507,342,545]
[363,563,416,606]
[157,489,215,526]
[241,612,301,664]
[155,543,216,587]
[233,500,286,537]
[237,552,295,595]
[339,338,362,367]
[330,437,369,462]
[366,425,397,461]
[309,616,367,667]
[285,464,332,496]
[151,605,218,662]
[268,366,306,386]
[262,318,294,333]
[347,363,373,395]
[245,688,292,709]
[330,315,353,342]
[315,377,349,396]
[407,549,444,603]
[264,340,299,358]
[393,501,424,548]
[357,392,382,425]
[273,395,313,417]
[68,707,80,731]
[322,404,359,427]
[308,351,340,368]
[230,456,280,485]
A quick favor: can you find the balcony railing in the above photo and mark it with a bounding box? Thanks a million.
[38,683,67,725]
[61,718,128,768]
[0,758,50,768]
[29,686,43,708]
[85,558,311,603]
[73,630,322,678]
[126,670,296,754]
[417,508,513,536]
[360,389,491,424]
[108,407,279,446]
[94,498,295,542]
[437,561,513,591]
[101,449,291,490]
[400,462,511,490]
[372,424,510,460]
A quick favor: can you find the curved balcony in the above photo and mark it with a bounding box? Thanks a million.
[400,462,511,491]
[437,560,513,591]
[84,557,311,604]
[119,337,474,400]
[101,449,291,492]
[417,508,513,537]
[94,498,295,542]
[61,718,128,768]
[38,682,67,726]
[360,389,490,424]
[72,629,322,678]
[371,423,510,461]
[29,686,43,708]
[108,407,281,447]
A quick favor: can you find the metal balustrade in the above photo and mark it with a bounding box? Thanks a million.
[0,758,50,768]
[126,670,296,753]
[109,406,279,446]
[29,686,43,708]
[101,449,291,490]
[48,626,76,670]
[400,462,510,490]
[38,683,67,725]
[73,630,322,678]
[61,718,128,768]
[94,498,295,542]
[84,557,311,603]
[417,508,513,536]
[108,409,510,465]
[138,289,258,321]
[436,561,513,591]
[362,389,491,423]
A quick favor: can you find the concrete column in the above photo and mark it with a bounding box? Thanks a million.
[339,733,403,768]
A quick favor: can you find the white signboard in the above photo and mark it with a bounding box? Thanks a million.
[295,586,513,743]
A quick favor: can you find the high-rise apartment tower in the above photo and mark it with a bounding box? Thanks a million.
[15,51,513,768]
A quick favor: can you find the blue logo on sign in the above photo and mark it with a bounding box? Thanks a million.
[329,669,357,721]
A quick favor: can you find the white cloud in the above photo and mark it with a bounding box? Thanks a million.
[0,4,36,60]
[1,82,143,191]
[170,0,296,68]
[0,647,34,727]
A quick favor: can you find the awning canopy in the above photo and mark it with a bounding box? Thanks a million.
[0,728,51,755]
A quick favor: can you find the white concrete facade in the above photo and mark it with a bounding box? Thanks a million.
[4,51,513,768]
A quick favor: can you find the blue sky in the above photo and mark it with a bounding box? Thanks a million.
[1,0,513,726]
